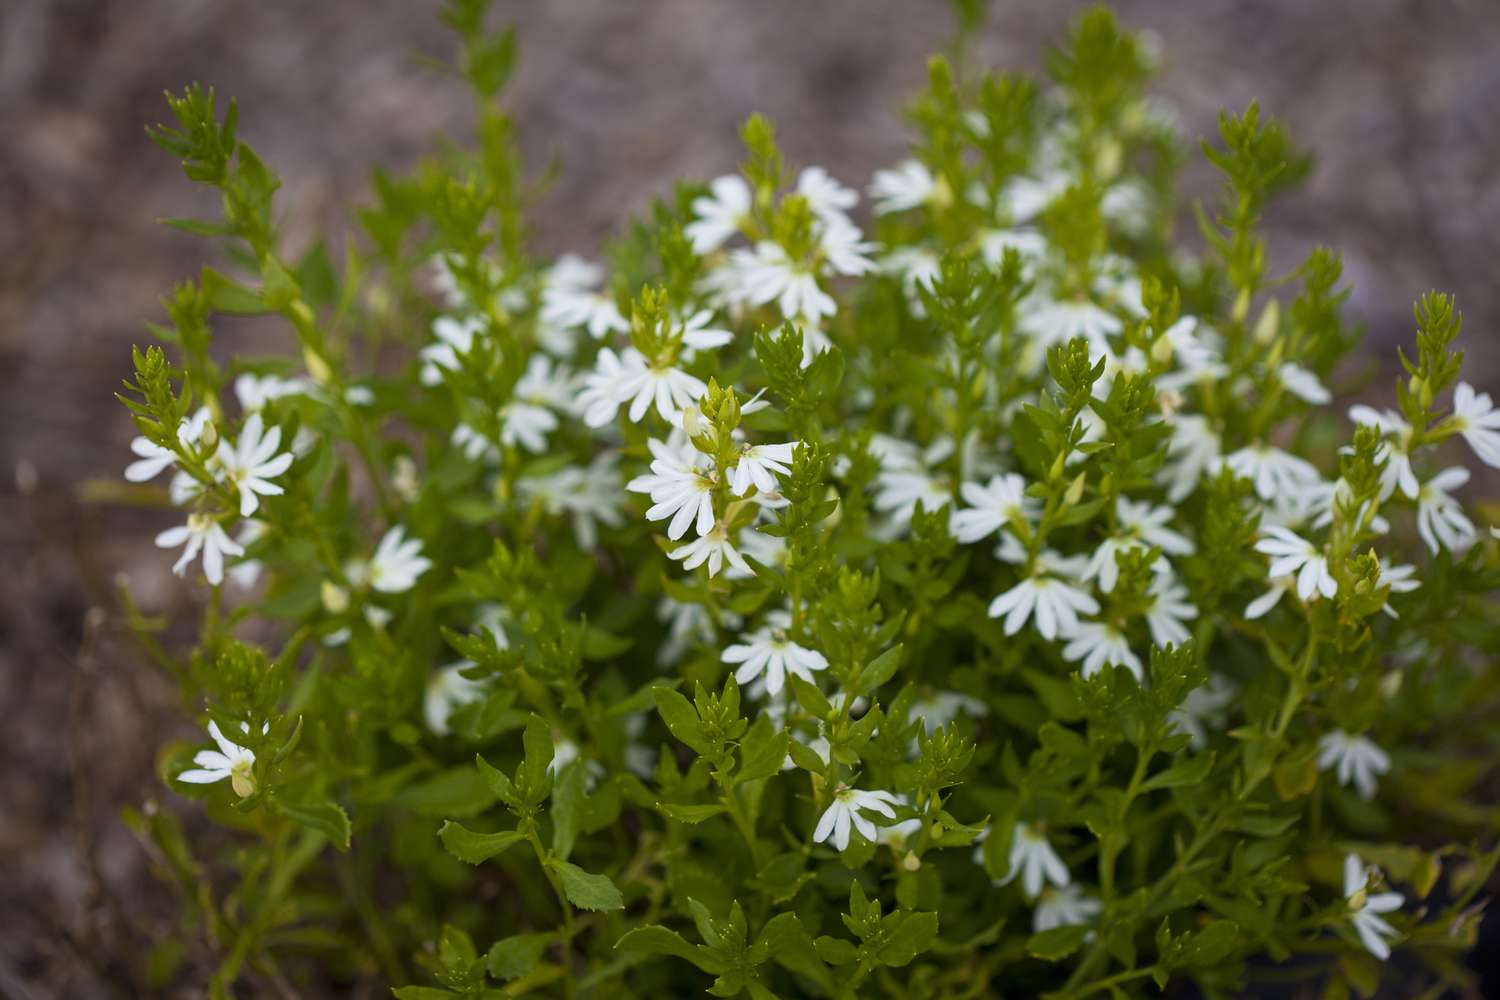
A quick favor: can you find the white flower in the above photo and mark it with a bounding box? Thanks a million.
[988,571,1099,641]
[1019,299,1121,356]
[622,358,709,425]
[869,160,935,215]
[234,372,310,412]
[1167,674,1237,750]
[420,315,485,386]
[735,242,837,324]
[1348,405,1418,500]
[908,690,988,734]
[722,616,828,696]
[1343,853,1403,960]
[881,246,942,305]
[813,786,901,852]
[1158,414,1221,503]
[350,525,432,594]
[978,228,1048,269]
[1376,560,1420,618]
[1061,621,1141,680]
[657,596,741,666]
[540,265,628,339]
[999,173,1067,224]
[177,720,259,797]
[227,519,268,589]
[1143,574,1198,648]
[1279,363,1330,404]
[126,407,211,483]
[677,309,735,353]
[730,441,797,496]
[1255,526,1337,601]
[686,175,752,254]
[1416,467,1476,555]
[796,166,859,223]
[1451,381,1500,468]
[1084,497,1194,593]
[669,521,752,577]
[1001,822,1069,899]
[951,473,1037,544]
[1318,730,1391,800]
[627,438,717,540]
[577,347,641,428]
[424,663,489,736]
[215,412,294,517]
[1223,444,1321,501]
[1244,576,1294,620]
[156,512,244,586]
[517,453,626,549]
[1033,884,1102,934]
[817,217,878,277]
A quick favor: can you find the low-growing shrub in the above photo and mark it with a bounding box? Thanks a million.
[119,3,1499,996]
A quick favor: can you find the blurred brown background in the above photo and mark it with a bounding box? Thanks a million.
[2,1,1498,995]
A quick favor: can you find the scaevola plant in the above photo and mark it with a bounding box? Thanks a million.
[119,3,1499,997]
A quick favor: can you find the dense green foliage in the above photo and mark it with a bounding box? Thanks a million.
[119,4,1499,997]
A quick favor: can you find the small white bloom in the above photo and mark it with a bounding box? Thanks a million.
[1416,467,1476,555]
[951,473,1037,544]
[1255,526,1337,601]
[420,315,486,386]
[540,264,628,339]
[797,166,859,223]
[1033,884,1102,934]
[1278,363,1330,404]
[351,525,432,594]
[988,571,1100,641]
[677,309,735,353]
[424,663,489,736]
[177,720,259,797]
[999,173,1067,224]
[1167,674,1237,750]
[577,347,642,428]
[1143,574,1198,648]
[234,372,310,412]
[657,596,742,666]
[669,521,752,577]
[1244,576,1294,620]
[216,412,294,517]
[1001,822,1069,900]
[1348,404,1418,500]
[722,614,828,696]
[817,217,878,277]
[622,358,709,425]
[881,246,942,306]
[978,228,1048,270]
[1061,621,1142,680]
[730,441,797,496]
[125,407,211,484]
[869,160,936,215]
[1343,853,1403,960]
[1223,444,1322,501]
[156,512,244,585]
[813,786,901,852]
[1451,381,1500,469]
[908,690,988,734]
[686,175,752,254]
[735,242,837,324]
[1084,497,1194,593]
[1158,414,1221,503]
[1318,730,1391,800]
[627,437,717,540]
[1019,299,1122,356]
[1375,560,1419,618]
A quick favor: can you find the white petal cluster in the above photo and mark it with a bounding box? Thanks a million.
[812,786,901,852]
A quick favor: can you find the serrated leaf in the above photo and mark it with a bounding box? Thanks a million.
[877,911,938,967]
[275,798,351,851]
[654,686,709,754]
[555,861,625,911]
[438,821,524,865]
[487,933,551,980]
[1027,924,1089,960]
[737,717,790,784]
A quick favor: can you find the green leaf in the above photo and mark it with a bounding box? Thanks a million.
[757,912,832,989]
[552,761,587,860]
[877,911,939,967]
[858,643,905,691]
[519,714,555,802]
[487,933,552,980]
[394,766,497,818]
[787,674,833,719]
[1026,924,1089,961]
[737,717,790,784]
[555,861,625,911]
[438,821,524,865]
[615,925,725,973]
[275,798,351,851]
[392,988,459,1000]
[475,753,516,807]
[654,686,709,753]
[1142,751,1216,792]
[658,802,728,824]
[814,936,859,965]
[1183,920,1239,965]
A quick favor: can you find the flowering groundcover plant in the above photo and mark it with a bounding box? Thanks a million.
[118,3,1500,997]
